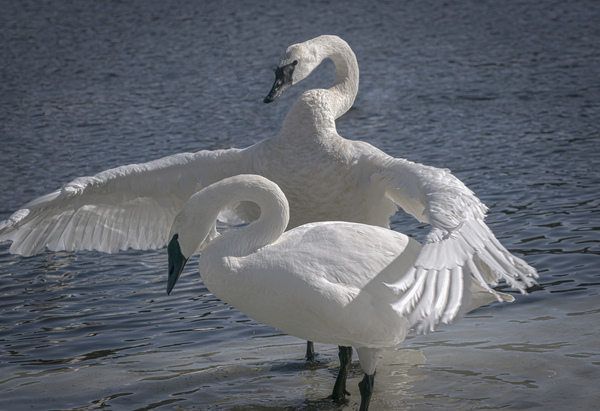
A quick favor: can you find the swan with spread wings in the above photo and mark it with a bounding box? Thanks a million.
[0,34,537,359]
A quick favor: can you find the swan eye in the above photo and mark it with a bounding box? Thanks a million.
[292,60,298,66]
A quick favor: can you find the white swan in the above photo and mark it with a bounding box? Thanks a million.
[166,174,519,411]
[0,34,537,332]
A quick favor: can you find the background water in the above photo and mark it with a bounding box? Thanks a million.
[1,0,599,409]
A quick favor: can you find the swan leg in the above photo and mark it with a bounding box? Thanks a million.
[330,346,352,402]
[358,373,375,411]
[305,341,315,361]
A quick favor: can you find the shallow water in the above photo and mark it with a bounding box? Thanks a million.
[1,0,599,410]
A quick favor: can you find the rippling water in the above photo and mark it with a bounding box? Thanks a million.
[1,0,599,410]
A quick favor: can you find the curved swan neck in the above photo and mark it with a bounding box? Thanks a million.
[174,176,289,259]
[305,35,359,119]
[278,36,359,137]
[219,181,289,257]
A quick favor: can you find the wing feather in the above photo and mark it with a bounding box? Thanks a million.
[441,265,467,324]
[433,267,451,320]
[0,149,246,256]
[372,155,538,333]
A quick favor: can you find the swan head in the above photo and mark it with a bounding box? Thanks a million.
[166,191,220,295]
[167,225,218,295]
[264,42,320,103]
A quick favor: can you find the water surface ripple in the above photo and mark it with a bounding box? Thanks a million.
[1,0,599,410]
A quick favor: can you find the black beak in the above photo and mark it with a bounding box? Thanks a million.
[264,60,298,103]
[167,234,188,295]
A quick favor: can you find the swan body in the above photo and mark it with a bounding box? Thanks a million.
[167,174,516,409]
[0,35,537,334]
[170,175,419,348]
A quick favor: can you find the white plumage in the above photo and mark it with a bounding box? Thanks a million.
[167,175,417,410]
[0,35,537,335]
[165,174,524,411]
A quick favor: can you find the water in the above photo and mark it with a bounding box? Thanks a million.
[1,0,599,409]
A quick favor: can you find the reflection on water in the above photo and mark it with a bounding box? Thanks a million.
[1,0,599,410]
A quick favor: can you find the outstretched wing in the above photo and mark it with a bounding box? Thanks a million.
[371,155,538,334]
[0,148,247,256]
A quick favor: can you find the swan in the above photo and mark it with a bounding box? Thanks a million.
[165,174,523,411]
[0,34,537,376]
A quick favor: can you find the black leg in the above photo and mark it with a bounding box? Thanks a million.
[358,373,375,411]
[330,346,352,403]
[305,341,315,361]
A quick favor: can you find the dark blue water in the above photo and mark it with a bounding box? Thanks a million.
[1,0,599,409]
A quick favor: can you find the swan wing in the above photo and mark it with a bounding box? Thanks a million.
[0,148,246,256]
[371,155,538,334]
